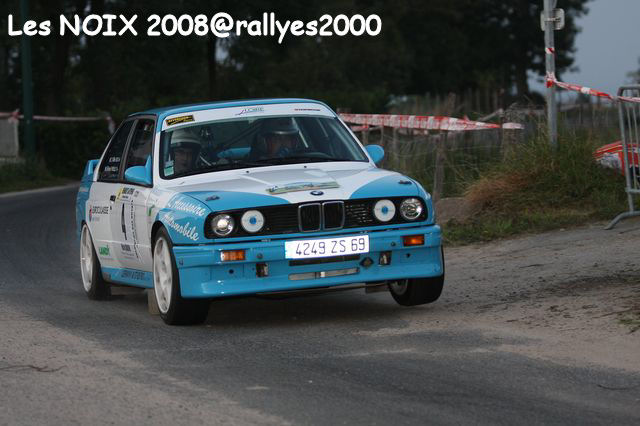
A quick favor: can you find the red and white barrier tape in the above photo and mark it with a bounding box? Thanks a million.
[340,113,523,131]
[545,46,640,103]
[0,109,116,133]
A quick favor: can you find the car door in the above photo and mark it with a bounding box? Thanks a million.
[89,119,135,270]
[110,117,156,271]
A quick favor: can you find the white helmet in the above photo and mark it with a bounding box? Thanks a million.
[170,128,201,151]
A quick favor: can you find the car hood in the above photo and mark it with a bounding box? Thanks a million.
[166,166,421,210]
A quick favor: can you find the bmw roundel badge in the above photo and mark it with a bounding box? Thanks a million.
[310,190,324,196]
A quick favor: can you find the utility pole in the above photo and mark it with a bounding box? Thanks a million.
[20,0,35,160]
[543,0,557,148]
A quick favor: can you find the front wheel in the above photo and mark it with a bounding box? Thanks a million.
[388,274,444,306]
[80,223,111,300]
[153,228,209,325]
[389,247,445,306]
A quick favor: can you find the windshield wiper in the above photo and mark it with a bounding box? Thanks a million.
[170,161,274,178]
[252,156,355,164]
[205,160,275,170]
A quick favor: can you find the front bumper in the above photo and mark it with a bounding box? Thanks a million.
[173,225,443,298]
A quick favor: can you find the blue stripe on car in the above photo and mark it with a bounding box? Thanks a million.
[75,159,98,240]
[101,267,153,288]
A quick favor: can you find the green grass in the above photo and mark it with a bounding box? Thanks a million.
[0,162,69,194]
[441,130,629,245]
[618,313,640,334]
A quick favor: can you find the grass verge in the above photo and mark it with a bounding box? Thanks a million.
[0,161,69,194]
[442,131,629,245]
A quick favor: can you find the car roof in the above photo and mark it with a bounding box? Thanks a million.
[130,98,332,119]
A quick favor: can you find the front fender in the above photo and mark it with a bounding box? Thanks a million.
[155,193,211,244]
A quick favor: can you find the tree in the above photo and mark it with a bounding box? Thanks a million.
[0,0,590,117]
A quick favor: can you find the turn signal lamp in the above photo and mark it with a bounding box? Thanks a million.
[402,235,424,246]
[221,249,246,262]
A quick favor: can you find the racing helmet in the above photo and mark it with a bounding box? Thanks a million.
[170,128,202,152]
[254,118,300,158]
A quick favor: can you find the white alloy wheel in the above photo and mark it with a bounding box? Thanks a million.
[153,236,173,314]
[389,279,408,295]
[80,224,94,292]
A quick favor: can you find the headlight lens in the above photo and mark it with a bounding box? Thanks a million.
[241,210,265,233]
[211,214,235,236]
[373,199,396,222]
[400,198,423,220]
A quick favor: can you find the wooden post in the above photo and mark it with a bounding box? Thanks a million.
[432,132,447,202]
[391,127,398,169]
[502,104,524,159]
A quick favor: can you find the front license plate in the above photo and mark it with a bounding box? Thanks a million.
[285,235,370,259]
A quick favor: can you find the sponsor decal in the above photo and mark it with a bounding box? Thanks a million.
[129,199,140,259]
[235,106,264,116]
[120,242,138,260]
[99,246,110,256]
[162,212,199,241]
[117,186,136,201]
[108,156,121,163]
[89,205,109,222]
[266,181,339,195]
[121,269,146,281]
[166,115,195,126]
[169,197,207,217]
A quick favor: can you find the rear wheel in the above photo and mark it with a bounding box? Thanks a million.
[80,223,111,300]
[153,228,209,325]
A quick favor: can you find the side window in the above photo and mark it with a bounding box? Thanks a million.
[99,120,134,181]
[123,119,155,173]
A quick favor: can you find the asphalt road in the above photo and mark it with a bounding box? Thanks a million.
[1,185,639,425]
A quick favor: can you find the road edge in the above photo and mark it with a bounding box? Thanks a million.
[0,182,80,199]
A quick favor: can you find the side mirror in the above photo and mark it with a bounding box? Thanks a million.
[87,159,99,176]
[365,144,384,165]
[124,156,152,186]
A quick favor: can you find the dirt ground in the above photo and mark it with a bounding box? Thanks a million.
[434,217,640,373]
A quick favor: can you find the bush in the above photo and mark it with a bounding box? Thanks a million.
[26,121,111,179]
[0,161,66,193]
[444,130,628,244]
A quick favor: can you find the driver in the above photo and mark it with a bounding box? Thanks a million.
[256,118,301,159]
[170,129,202,174]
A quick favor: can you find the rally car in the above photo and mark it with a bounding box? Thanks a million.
[76,99,444,325]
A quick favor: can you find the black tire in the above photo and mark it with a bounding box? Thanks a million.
[388,246,445,306]
[153,227,209,325]
[80,223,111,300]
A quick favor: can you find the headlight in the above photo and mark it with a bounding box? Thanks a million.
[373,199,396,222]
[400,198,423,220]
[241,210,265,233]
[211,214,235,236]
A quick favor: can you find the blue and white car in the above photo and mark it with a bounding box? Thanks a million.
[76,99,444,325]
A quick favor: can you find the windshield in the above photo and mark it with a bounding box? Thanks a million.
[159,115,368,179]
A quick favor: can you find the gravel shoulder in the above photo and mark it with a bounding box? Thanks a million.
[441,218,640,372]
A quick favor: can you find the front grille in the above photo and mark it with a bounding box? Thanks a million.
[345,201,375,227]
[323,201,345,229]
[299,203,321,231]
[263,206,298,234]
